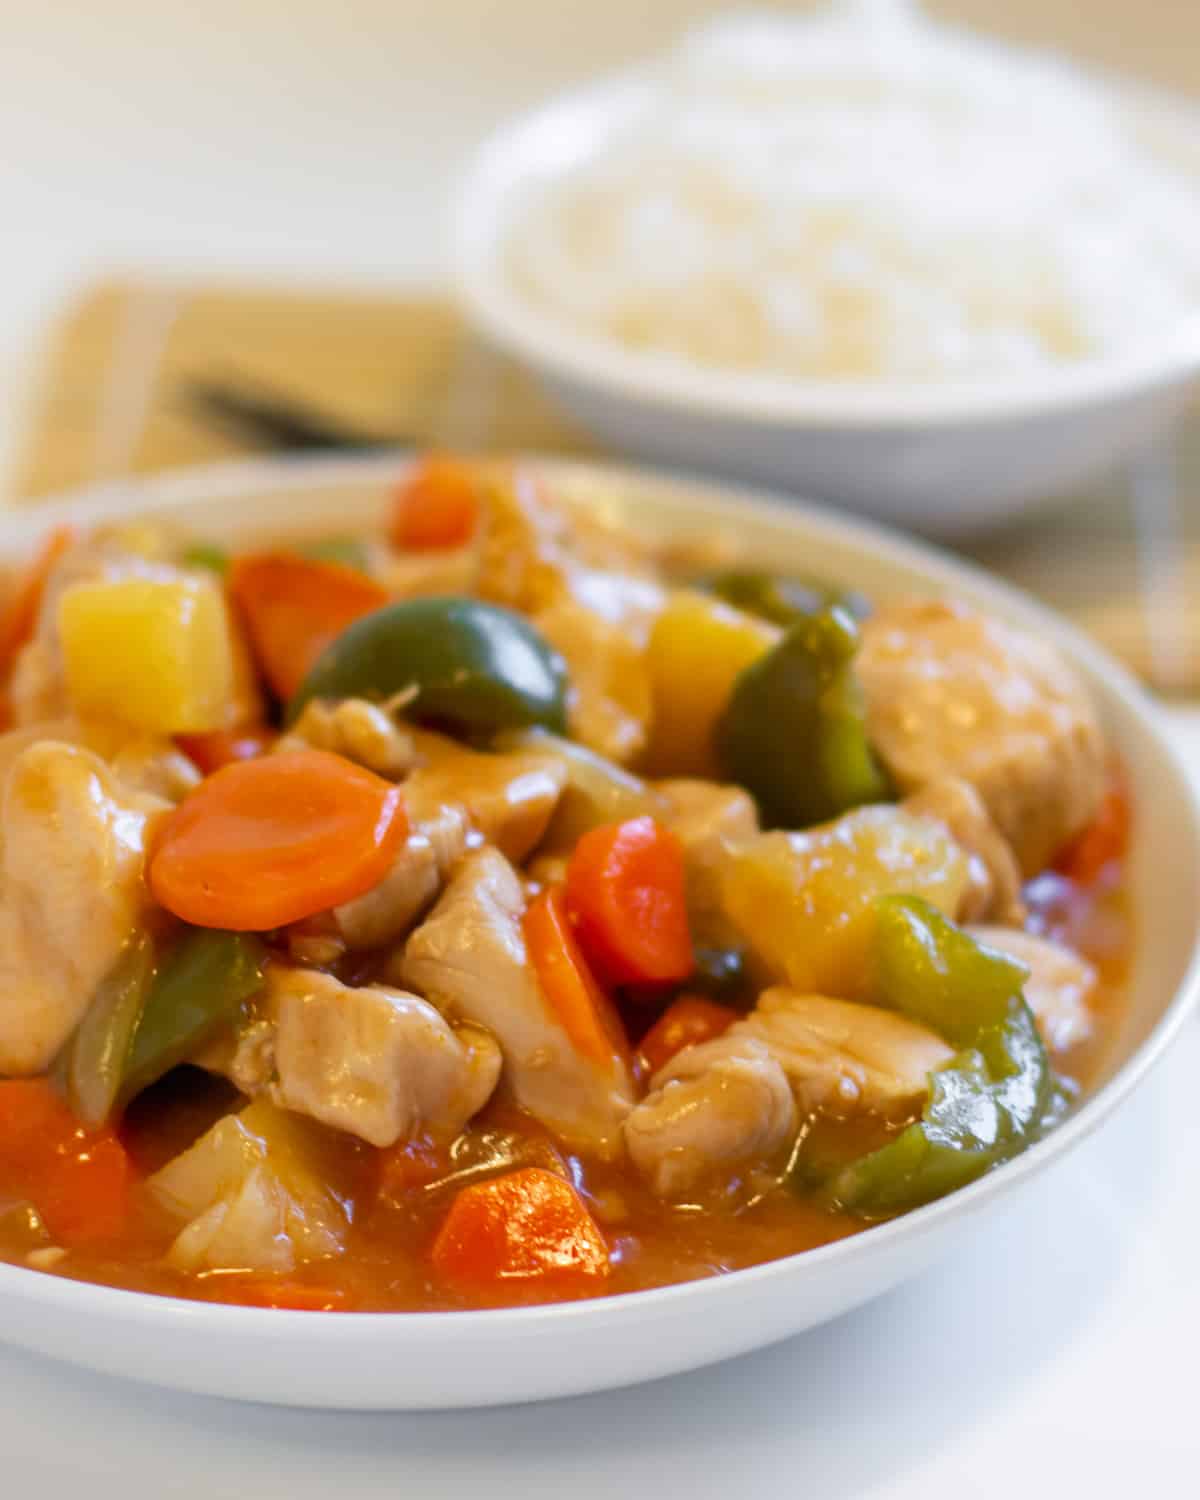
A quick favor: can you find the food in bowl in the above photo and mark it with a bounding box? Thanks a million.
[503,0,1200,383]
[0,456,1130,1312]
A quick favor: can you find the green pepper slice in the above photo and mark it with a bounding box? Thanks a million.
[64,934,155,1128]
[716,604,892,828]
[181,541,231,576]
[701,569,871,628]
[289,596,569,737]
[825,897,1059,1218]
[119,930,266,1106]
[295,535,371,571]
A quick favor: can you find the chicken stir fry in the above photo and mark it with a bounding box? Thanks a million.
[0,458,1131,1310]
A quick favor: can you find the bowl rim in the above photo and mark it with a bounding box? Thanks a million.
[0,449,1197,1347]
[454,64,1200,429]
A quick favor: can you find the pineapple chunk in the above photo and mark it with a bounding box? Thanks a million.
[58,575,236,734]
[643,590,780,776]
[721,806,971,1001]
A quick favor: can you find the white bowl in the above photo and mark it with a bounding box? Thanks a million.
[454,72,1200,536]
[0,453,1196,1410]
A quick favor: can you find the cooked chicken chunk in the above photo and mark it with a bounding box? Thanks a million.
[656,778,759,942]
[968,926,1097,1054]
[626,989,951,1198]
[0,741,162,1074]
[624,1036,795,1199]
[400,847,636,1158]
[334,731,566,949]
[903,778,1025,925]
[276,697,418,779]
[857,599,1105,875]
[264,967,501,1147]
[148,1100,350,1274]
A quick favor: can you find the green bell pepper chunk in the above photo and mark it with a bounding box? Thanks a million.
[689,945,751,1007]
[701,569,871,628]
[64,934,155,1128]
[119,930,266,1106]
[826,897,1059,1218]
[295,535,371,571]
[289,596,569,737]
[181,541,231,576]
[716,604,892,828]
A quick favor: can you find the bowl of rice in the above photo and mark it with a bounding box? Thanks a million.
[454,0,1200,535]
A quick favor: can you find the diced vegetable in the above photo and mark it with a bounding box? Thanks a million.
[827,897,1057,1217]
[64,935,155,1127]
[58,574,238,733]
[180,541,230,576]
[148,1099,351,1273]
[1053,776,1131,885]
[717,604,892,828]
[700,568,871,627]
[289,596,569,737]
[389,456,481,551]
[722,808,972,999]
[0,524,74,669]
[176,725,275,774]
[565,816,693,988]
[638,996,740,1076]
[688,945,750,1005]
[229,552,390,702]
[523,884,629,1067]
[0,1079,133,1246]
[644,590,780,776]
[494,727,664,849]
[296,536,371,571]
[119,930,266,1106]
[150,749,407,930]
[430,1167,610,1293]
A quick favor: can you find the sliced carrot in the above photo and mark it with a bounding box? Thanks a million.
[228,552,389,701]
[1054,777,1132,886]
[524,884,629,1067]
[176,725,276,774]
[638,996,741,1077]
[149,748,407,930]
[431,1167,609,1293]
[564,815,693,988]
[0,1079,133,1247]
[389,455,481,551]
[213,1278,349,1312]
[0,524,74,668]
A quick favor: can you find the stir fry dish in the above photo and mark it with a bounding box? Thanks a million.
[0,459,1131,1310]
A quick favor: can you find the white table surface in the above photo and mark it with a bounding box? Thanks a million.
[3,5,1200,1493]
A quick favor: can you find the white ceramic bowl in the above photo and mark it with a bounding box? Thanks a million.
[0,453,1196,1410]
[455,72,1200,536]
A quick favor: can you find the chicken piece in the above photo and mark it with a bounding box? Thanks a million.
[0,741,163,1075]
[399,847,636,1158]
[625,988,952,1198]
[333,731,565,950]
[903,778,1025,925]
[624,1036,796,1199]
[857,599,1106,875]
[275,697,418,779]
[739,989,953,1115]
[264,967,501,1147]
[968,926,1097,1055]
[656,778,759,943]
[147,1100,351,1274]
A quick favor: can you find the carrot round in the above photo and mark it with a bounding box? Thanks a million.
[0,524,74,668]
[176,725,275,774]
[431,1167,609,1293]
[149,748,407,930]
[524,884,629,1067]
[0,1079,133,1246]
[564,815,693,988]
[389,455,481,551]
[638,995,740,1077]
[228,552,389,701]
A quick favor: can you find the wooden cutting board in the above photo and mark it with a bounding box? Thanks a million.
[11,278,1200,694]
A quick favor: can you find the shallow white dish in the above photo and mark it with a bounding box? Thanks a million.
[455,72,1200,536]
[0,452,1196,1411]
